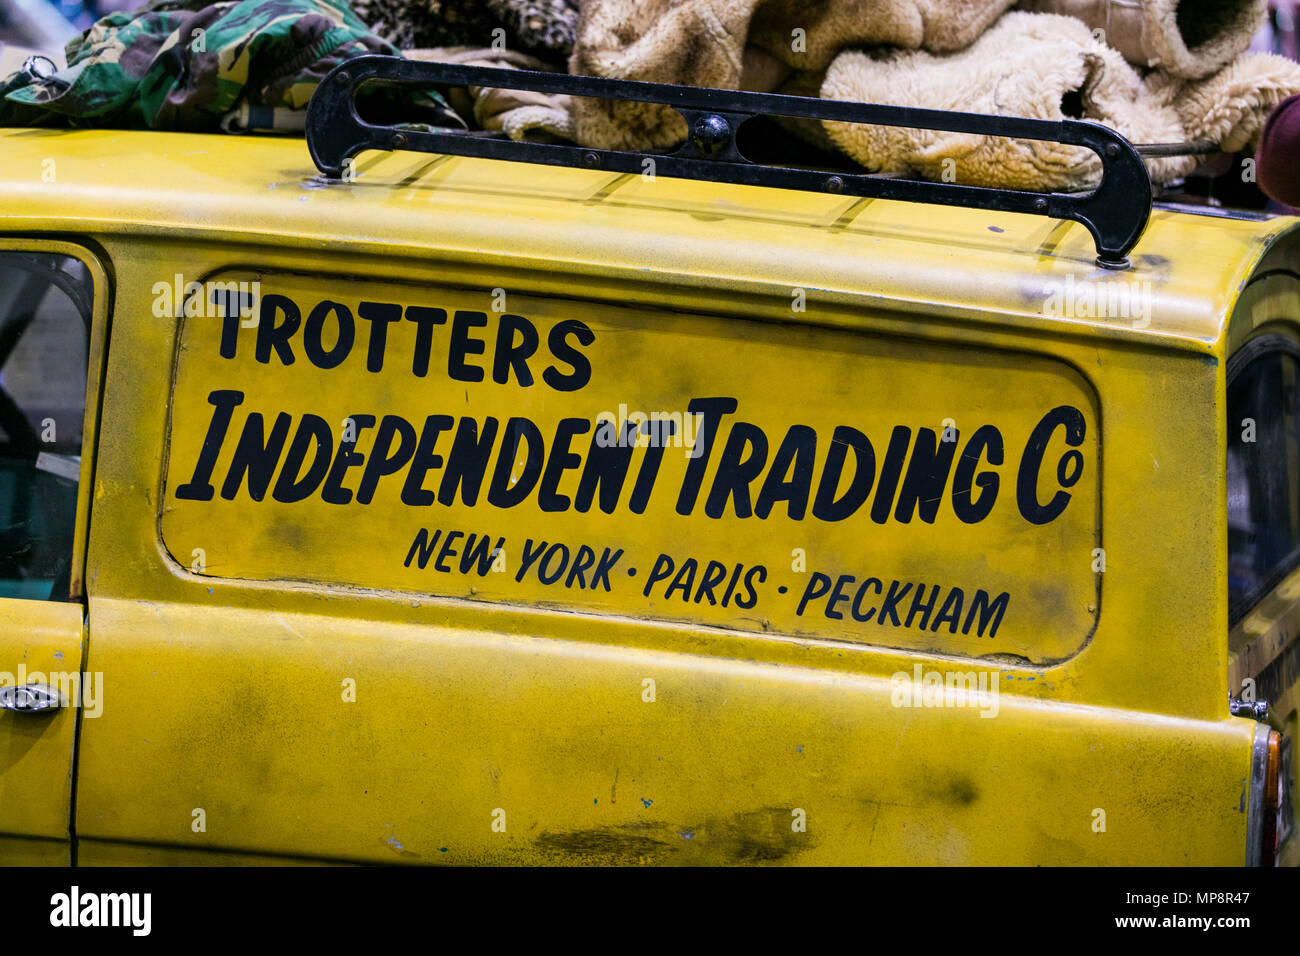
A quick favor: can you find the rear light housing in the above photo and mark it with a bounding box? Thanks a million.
[1249,725,1294,866]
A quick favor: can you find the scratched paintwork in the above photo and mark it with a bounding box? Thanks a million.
[0,601,83,845]
[0,128,1295,864]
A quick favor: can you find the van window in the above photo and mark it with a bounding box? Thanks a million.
[0,253,92,602]
[1228,336,1300,623]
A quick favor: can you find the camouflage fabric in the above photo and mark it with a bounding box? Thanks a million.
[0,0,457,131]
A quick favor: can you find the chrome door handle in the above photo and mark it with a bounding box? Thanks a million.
[0,684,61,714]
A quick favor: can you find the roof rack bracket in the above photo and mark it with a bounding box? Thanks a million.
[306,55,1153,269]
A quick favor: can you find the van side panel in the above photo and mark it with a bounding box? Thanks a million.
[75,237,1257,864]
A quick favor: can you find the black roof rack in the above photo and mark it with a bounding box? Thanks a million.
[306,54,1155,270]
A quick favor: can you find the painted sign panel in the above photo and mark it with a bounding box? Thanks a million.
[161,271,1101,662]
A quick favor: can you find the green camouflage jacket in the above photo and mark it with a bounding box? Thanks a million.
[0,0,455,131]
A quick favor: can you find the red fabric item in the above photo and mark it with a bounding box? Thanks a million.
[1258,92,1300,208]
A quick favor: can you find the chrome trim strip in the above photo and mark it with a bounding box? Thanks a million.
[1246,722,1272,867]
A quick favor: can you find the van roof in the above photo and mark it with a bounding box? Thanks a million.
[2,127,1295,354]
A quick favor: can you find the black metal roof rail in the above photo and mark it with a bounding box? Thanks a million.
[306,55,1154,270]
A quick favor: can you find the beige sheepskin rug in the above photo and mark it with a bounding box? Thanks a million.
[820,11,1300,191]
[551,0,1291,189]
[569,0,1023,150]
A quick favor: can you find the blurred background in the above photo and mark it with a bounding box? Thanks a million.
[1,0,131,75]
[1255,0,1300,60]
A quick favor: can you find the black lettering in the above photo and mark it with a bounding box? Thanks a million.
[851,578,882,622]
[516,538,548,582]
[542,320,594,392]
[576,421,637,514]
[904,583,939,629]
[629,421,671,514]
[448,310,488,382]
[953,425,1003,523]
[358,415,417,504]
[812,426,875,521]
[931,588,965,632]
[565,545,596,588]
[358,301,402,373]
[733,565,765,609]
[643,416,677,448]
[755,425,817,519]
[825,573,855,620]
[405,306,447,377]
[589,548,623,591]
[720,562,745,607]
[272,414,333,503]
[488,418,545,508]
[642,553,675,596]
[439,417,499,507]
[796,572,832,616]
[434,530,463,573]
[676,398,738,515]
[221,411,292,501]
[176,389,244,501]
[404,528,442,568]
[704,422,768,519]
[1017,406,1087,524]
[219,303,241,360]
[664,558,697,601]
[871,426,911,524]
[321,414,375,505]
[963,590,1009,637]
[459,533,504,576]
[538,543,569,585]
[694,560,728,605]
[894,429,958,523]
[493,314,539,386]
[255,294,300,365]
[401,415,454,506]
[878,580,913,626]
[538,418,591,512]
[303,300,355,370]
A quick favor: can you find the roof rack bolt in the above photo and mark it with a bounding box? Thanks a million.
[1105,142,1120,158]
[335,71,351,87]
[825,176,844,194]
[582,151,601,169]
[1034,198,1048,212]
[391,132,408,148]
[1229,696,1269,720]
[691,114,731,158]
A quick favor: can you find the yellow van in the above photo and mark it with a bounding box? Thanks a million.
[0,56,1294,865]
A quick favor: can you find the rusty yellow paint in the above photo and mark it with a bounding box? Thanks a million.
[76,839,344,866]
[0,600,83,849]
[0,128,1296,864]
[0,835,70,866]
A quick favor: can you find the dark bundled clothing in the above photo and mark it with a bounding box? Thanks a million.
[1258,93,1300,208]
[351,0,577,64]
